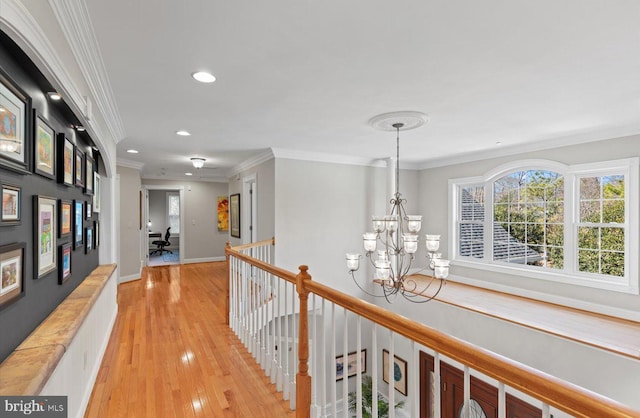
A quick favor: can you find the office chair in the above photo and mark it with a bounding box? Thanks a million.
[150,227,172,256]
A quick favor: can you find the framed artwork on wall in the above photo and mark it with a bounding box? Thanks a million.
[34,113,56,180]
[336,349,367,381]
[85,226,93,254]
[93,172,101,213]
[94,220,100,248]
[0,242,25,308]
[84,154,94,195]
[1,183,21,226]
[383,349,408,396]
[34,195,57,279]
[74,147,85,188]
[58,242,71,284]
[0,69,31,174]
[57,134,74,186]
[217,195,229,231]
[73,200,83,250]
[230,193,240,238]
[58,199,72,238]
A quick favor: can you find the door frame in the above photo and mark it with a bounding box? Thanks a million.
[142,185,185,266]
[242,174,257,244]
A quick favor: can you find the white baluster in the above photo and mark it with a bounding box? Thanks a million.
[291,280,297,411]
[389,331,395,418]
[310,294,319,417]
[498,382,506,418]
[434,353,441,418]
[343,308,348,418]
[463,365,470,418]
[372,325,378,418]
[321,298,327,418]
[411,341,418,417]
[276,279,283,392]
[283,281,290,401]
[331,303,337,418]
[542,403,551,418]
[356,316,362,418]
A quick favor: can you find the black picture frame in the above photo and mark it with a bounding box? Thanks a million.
[0,242,26,309]
[73,200,83,250]
[34,112,56,180]
[230,193,240,238]
[74,147,85,188]
[84,154,94,195]
[0,68,31,174]
[58,199,72,238]
[1,183,21,226]
[336,349,367,381]
[57,133,74,186]
[85,226,94,254]
[58,242,72,284]
[34,195,57,279]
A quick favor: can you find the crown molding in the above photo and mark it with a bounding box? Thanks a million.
[0,0,118,177]
[117,158,144,171]
[227,150,275,178]
[48,0,126,142]
[142,174,228,183]
[271,148,389,168]
[418,128,640,170]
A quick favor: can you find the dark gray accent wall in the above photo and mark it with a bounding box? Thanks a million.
[0,31,101,362]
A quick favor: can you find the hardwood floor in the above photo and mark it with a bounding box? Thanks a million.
[85,262,294,418]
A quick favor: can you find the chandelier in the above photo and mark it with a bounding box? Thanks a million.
[346,113,449,303]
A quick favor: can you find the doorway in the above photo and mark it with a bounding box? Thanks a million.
[144,185,185,266]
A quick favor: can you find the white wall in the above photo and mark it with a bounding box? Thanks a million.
[419,133,640,313]
[228,158,276,246]
[117,165,142,281]
[142,179,229,262]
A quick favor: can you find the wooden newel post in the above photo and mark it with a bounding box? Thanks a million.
[225,242,231,325]
[296,265,312,418]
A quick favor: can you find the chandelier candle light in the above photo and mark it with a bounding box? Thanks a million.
[346,112,449,303]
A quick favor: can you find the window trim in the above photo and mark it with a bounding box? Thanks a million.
[449,158,639,294]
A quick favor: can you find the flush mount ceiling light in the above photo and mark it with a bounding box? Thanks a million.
[74,125,85,132]
[176,130,191,136]
[127,149,139,154]
[191,157,206,169]
[47,92,62,101]
[191,71,216,83]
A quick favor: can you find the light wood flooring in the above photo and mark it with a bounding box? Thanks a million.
[85,262,294,418]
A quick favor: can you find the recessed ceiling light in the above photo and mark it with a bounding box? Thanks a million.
[127,149,139,154]
[191,71,216,83]
[47,92,62,101]
[185,172,193,176]
[176,130,191,136]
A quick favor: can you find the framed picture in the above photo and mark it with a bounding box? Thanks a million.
[34,195,57,279]
[1,183,21,226]
[34,113,56,180]
[94,220,100,248]
[93,172,101,213]
[217,195,229,231]
[0,69,31,173]
[336,349,367,381]
[74,147,85,188]
[58,242,71,284]
[230,193,240,238]
[383,349,408,395]
[58,199,72,238]
[85,226,93,254]
[86,201,92,219]
[57,134,74,186]
[73,200,83,250]
[85,154,94,195]
[0,242,25,308]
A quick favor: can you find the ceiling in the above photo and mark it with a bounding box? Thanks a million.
[84,0,640,181]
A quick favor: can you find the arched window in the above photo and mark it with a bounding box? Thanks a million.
[450,158,638,294]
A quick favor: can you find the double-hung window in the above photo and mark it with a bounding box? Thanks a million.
[167,192,180,234]
[450,158,639,293]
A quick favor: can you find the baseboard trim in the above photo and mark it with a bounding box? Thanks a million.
[183,256,226,264]
[119,272,141,283]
